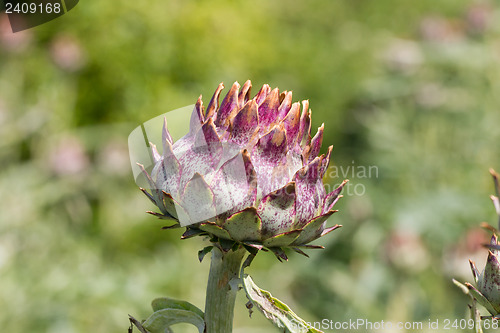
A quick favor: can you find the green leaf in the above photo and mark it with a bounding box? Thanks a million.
[243,274,324,333]
[142,308,205,333]
[151,297,204,319]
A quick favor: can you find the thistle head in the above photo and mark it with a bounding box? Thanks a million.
[454,169,500,317]
[136,80,346,260]
[473,234,500,313]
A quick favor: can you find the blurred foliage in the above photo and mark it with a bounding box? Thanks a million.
[0,0,499,332]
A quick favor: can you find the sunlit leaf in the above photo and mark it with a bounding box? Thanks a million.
[243,274,323,333]
[151,297,204,319]
[142,308,205,333]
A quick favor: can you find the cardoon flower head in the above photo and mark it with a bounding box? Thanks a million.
[138,80,346,260]
[454,169,500,321]
[469,233,500,316]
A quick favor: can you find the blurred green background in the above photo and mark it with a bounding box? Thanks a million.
[1,0,500,332]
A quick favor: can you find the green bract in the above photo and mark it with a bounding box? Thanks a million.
[139,81,345,259]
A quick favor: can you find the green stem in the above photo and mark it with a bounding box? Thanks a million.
[204,246,245,333]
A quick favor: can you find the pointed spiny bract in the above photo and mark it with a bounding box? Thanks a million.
[190,96,204,134]
[254,84,271,105]
[282,102,301,149]
[323,180,348,214]
[149,142,161,164]
[229,100,259,148]
[490,168,500,198]
[294,210,338,245]
[258,88,281,132]
[470,260,480,284]
[216,82,240,129]
[304,124,324,163]
[277,91,293,120]
[238,80,252,108]
[491,195,500,217]
[206,83,224,119]
[298,105,311,149]
[151,140,181,197]
[194,118,221,157]
[320,145,334,178]
[253,124,287,165]
[162,117,173,145]
[139,81,346,257]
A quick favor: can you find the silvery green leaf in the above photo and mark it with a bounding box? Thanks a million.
[151,297,204,319]
[243,274,323,333]
[142,308,204,333]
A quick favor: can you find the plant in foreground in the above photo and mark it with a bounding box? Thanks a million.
[129,80,346,333]
[454,169,500,333]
